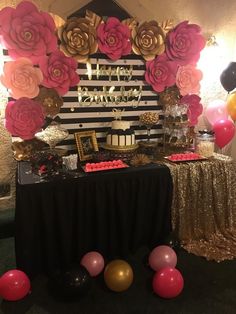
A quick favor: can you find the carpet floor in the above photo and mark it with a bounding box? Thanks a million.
[0,237,236,314]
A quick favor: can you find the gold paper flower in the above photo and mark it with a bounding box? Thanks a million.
[159,86,181,107]
[58,17,98,63]
[35,87,63,117]
[130,154,151,167]
[132,21,166,61]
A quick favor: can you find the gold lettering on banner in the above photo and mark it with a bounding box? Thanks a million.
[77,85,142,108]
[86,60,133,81]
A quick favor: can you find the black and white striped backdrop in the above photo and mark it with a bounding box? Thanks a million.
[58,53,164,152]
[2,50,164,152]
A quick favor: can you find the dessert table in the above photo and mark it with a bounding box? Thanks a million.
[15,162,173,278]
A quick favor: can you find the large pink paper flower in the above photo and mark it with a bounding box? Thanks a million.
[0,1,57,63]
[145,53,178,93]
[38,50,80,96]
[176,64,203,96]
[0,57,43,99]
[180,94,203,126]
[165,21,205,66]
[97,17,131,60]
[5,97,44,140]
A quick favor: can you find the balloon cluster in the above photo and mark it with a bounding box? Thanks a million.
[0,269,31,301]
[149,245,184,298]
[205,99,235,149]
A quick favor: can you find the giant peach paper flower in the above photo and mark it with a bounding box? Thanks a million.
[0,1,57,63]
[5,97,44,140]
[38,50,80,96]
[97,17,131,60]
[58,17,98,63]
[165,21,205,65]
[176,65,203,96]
[0,57,43,99]
[132,21,166,61]
[145,53,178,93]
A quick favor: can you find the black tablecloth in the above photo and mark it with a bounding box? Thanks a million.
[15,162,173,277]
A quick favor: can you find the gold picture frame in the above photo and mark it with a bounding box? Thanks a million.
[74,130,99,161]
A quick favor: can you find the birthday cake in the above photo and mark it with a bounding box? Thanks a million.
[106,120,136,148]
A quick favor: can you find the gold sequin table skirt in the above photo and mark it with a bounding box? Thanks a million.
[162,153,236,262]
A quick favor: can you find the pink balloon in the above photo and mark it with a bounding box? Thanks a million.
[205,99,228,125]
[148,245,177,272]
[0,270,31,301]
[213,119,235,148]
[80,251,105,277]
[152,267,184,299]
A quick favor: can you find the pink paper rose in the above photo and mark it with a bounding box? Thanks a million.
[176,64,203,96]
[0,1,57,63]
[145,53,178,93]
[0,57,43,99]
[5,97,44,140]
[97,17,131,60]
[166,21,205,66]
[180,94,203,126]
[38,50,80,96]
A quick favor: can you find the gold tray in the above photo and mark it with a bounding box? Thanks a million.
[101,143,139,152]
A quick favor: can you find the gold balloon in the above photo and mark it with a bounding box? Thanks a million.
[104,260,133,292]
[227,92,236,121]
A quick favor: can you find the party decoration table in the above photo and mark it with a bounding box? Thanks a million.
[15,162,173,278]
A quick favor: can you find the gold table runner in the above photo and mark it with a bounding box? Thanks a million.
[161,154,236,262]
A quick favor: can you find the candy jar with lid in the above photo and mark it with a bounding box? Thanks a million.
[196,130,215,157]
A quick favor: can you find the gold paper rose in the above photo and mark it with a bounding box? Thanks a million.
[35,87,63,117]
[132,21,166,61]
[58,17,99,63]
[159,86,181,107]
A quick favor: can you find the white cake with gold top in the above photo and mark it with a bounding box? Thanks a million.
[106,120,136,148]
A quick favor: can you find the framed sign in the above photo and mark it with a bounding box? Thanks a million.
[74,130,99,161]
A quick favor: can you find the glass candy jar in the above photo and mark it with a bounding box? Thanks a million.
[196,130,215,157]
[35,122,69,152]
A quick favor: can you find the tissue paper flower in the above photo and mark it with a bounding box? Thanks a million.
[5,97,44,140]
[97,17,131,60]
[145,53,178,93]
[132,20,166,61]
[38,50,80,96]
[180,94,203,126]
[165,20,205,66]
[176,64,203,96]
[0,57,43,99]
[0,1,57,63]
[58,17,98,63]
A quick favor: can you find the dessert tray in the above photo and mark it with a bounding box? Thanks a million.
[164,152,207,163]
[83,160,129,172]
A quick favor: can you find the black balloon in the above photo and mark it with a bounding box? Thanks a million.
[162,232,181,254]
[220,62,236,92]
[52,265,91,298]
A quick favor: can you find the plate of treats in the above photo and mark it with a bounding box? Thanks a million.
[164,152,207,163]
[83,160,129,172]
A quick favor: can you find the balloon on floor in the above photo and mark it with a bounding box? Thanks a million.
[0,269,31,301]
[149,245,177,271]
[104,259,133,292]
[81,251,105,277]
[152,267,184,299]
